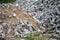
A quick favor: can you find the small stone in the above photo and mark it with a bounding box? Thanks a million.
[2,33,5,38]
[37,29,41,32]
[13,13,16,17]
[15,4,19,6]
[14,29,19,36]
[7,29,12,33]
[23,20,28,24]
[0,29,2,33]
[14,31,19,36]
[2,23,6,26]
[35,0,38,1]
[12,22,16,25]
[29,13,32,16]
[0,24,3,29]
[27,24,33,31]
[9,15,12,17]
[16,25,22,29]
[23,29,30,34]
[20,20,24,25]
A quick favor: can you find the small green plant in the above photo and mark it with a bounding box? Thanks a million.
[27,33,35,40]
[15,37,20,40]
[0,0,16,3]
[27,33,45,40]
[35,35,45,40]
[15,33,50,40]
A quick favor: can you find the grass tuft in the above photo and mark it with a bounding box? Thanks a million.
[0,0,16,3]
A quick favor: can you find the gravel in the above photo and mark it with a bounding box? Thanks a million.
[14,0,60,33]
[13,0,60,39]
[0,0,60,39]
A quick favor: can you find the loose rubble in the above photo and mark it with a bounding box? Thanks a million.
[0,5,44,40]
[13,0,60,40]
[14,0,60,33]
[0,0,60,40]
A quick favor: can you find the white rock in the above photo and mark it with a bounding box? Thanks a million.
[13,13,16,17]
[35,0,38,1]
[15,31,19,36]
[23,20,28,24]
[14,29,19,36]
[27,24,33,31]
[16,25,22,29]
[37,29,41,32]
[9,15,12,17]
[2,33,5,38]
[12,22,15,25]
[2,23,6,26]
[33,16,40,24]
[29,13,32,16]
[7,29,12,33]
[23,29,30,34]
[27,24,32,26]
[20,20,24,25]
[22,23,24,25]
[15,4,19,6]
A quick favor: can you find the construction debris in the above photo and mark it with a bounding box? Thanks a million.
[0,5,45,40]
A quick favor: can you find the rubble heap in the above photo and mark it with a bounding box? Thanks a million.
[0,4,45,40]
[15,0,60,33]
[12,0,60,39]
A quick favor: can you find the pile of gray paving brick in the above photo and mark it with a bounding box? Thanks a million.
[15,0,60,33]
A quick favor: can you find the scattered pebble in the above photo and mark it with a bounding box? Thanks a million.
[13,13,16,17]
